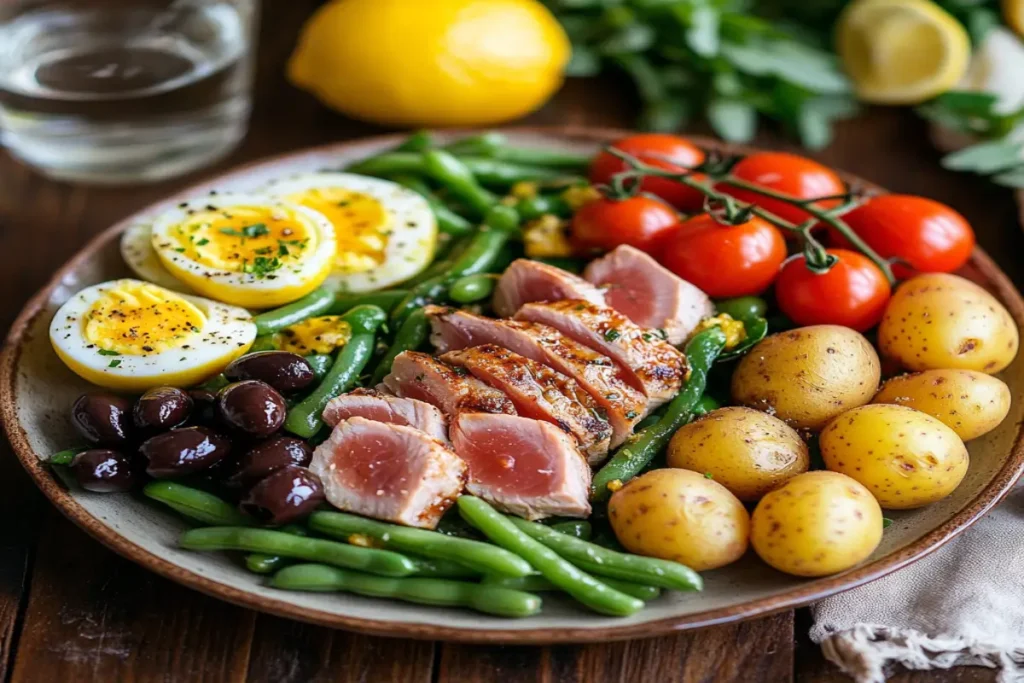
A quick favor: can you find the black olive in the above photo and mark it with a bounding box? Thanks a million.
[217,380,286,437]
[187,389,218,426]
[134,386,193,431]
[229,436,313,486]
[71,393,134,446]
[70,449,141,492]
[224,352,315,393]
[140,426,232,478]
[239,465,324,525]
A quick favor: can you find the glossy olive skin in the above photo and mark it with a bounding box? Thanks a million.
[230,436,313,486]
[70,449,141,492]
[140,426,232,478]
[217,381,287,437]
[240,465,325,525]
[134,386,193,431]
[187,389,218,426]
[224,352,315,394]
[72,393,134,446]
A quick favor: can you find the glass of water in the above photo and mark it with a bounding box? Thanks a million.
[0,0,258,184]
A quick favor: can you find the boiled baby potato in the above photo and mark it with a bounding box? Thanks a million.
[608,469,749,571]
[820,404,969,509]
[750,471,883,577]
[873,369,1011,441]
[667,407,809,502]
[878,273,1019,374]
[730,325,881,431]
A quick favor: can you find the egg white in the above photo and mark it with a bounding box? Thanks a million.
[120,221,192,292]
[262,172,437,292]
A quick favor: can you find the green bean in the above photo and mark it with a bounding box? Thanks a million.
[250,335,278,352]
[347,152,568,186]
[371,308,429,384]
[410,558,480,579]
[445,133,592,170]
[549,520,592,540]
[196,373,230,392]
[253,288,335,336]
[271,564,541,618]
[448,273,497,304]
[391,130,434,153]
[48,447,84,466]
[405,258,454,287]
[692,394,721,418]
[457,497,643,616]
[304,354,333,382]
[508,518,702,592]
[328,289,408,316]
[143,482,252,526]
[515,194,573,221]
[181,527,418,577]
[309,510,533,578]
[422,149,497,217]
[482,574,661,601]
[715,295,768,321]
[591,327,728,501]
[284,305,387,438]
[390,175,474,236]
[244,524,308,575]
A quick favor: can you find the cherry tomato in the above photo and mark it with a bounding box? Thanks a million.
[571,195,679,253]
[721,152,846,225]
[658,213,786,298]
[589,134,708,212]
[775,249,891,332]
[830,195,975,278]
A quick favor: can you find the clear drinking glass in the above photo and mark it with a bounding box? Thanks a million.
[0,0,258,184]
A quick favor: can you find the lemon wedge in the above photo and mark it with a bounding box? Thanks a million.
[1005,0,1024,38]
[837,0,970,105]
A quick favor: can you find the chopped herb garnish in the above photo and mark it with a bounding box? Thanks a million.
[882,517,893,528]
[253,246,273,255]
[243,256,283,279]
[190,326,200,333]
[196,238,210,246]
[174,247,186,253]
[604,328,621,342]
[278,243,289,256]
[108,359,122,368]
[641,332,653,342]
[97,349,120,356]
[704,472,713,479]
[220,223,269,239]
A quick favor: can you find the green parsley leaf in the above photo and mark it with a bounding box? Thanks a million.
[97,349,120,356]
[108,359,122,368]
[195,238,210,246]
[882,517,893,529]
[604,328,621,342]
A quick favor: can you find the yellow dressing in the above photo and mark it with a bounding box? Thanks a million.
[83,282,205,355]
[286,188,389,274]
[274,315,352,354]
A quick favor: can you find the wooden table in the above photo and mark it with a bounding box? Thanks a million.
[2,3,1023,681]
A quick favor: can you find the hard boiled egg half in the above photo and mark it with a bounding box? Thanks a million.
[262,173,437,292]
[150,194,337,308]
[50,279,256,392]
[120,219,193,292]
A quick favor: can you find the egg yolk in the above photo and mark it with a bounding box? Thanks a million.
[286,189,389,274]
[274,315,352,354]
[84,282,205,355]
[163,205,317,278]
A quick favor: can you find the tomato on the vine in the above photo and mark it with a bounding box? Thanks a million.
[721,152,846,225]
[571,195,679,253]
[830,195,975,278]
[658,213,786,298]
[589,134,708,212]
[775,248,891,332]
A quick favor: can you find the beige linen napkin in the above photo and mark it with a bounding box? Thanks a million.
[810,485,1024,682]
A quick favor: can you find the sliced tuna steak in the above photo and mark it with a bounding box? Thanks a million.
[516,299,686,411]
[450,412,591,520]
[584,245,714,345]
[322,388,449,445]
[382,351,516,417]
[442,344,611,463]
[310,417,466,529]
[492,258,606,317]
[425,306,645,446]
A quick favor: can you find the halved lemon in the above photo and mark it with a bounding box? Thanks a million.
[837,0,970,105]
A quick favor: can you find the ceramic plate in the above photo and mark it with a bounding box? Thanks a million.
[4,128,1024,643]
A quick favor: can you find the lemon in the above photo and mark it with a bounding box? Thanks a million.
[1004,0,1024,38]
[837,0,970,105]
[288,0,571,127]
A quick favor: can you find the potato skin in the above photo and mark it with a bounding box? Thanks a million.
[820,404,969,509]
[878,273,1019,374]
[667,407,810,502]
[873,369,1011,441]
[730,325,881,431]
[608,469,749,571]
[750,471,883,577]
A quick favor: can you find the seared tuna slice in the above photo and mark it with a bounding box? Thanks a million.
[442,344,612,463]
[382,351,516,417]
[450,412,591,520]
[310,417,466,529]
[425,306,645,445]
[322,388,449,445]
[492,258,605,317]
[516,299,686,411]
[584,245,714,345]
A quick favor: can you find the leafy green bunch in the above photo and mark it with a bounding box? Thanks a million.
[544,0,858,148]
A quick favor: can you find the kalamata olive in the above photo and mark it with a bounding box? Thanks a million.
[224,351,315,394]
[217,380,286,437]
[240,465,325,525]
[230,436,313,485]
[71,393,134,446]
[187,389,218,425]
[70,449,141,492]
[134,387,193,431]
[140,426,232,478]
